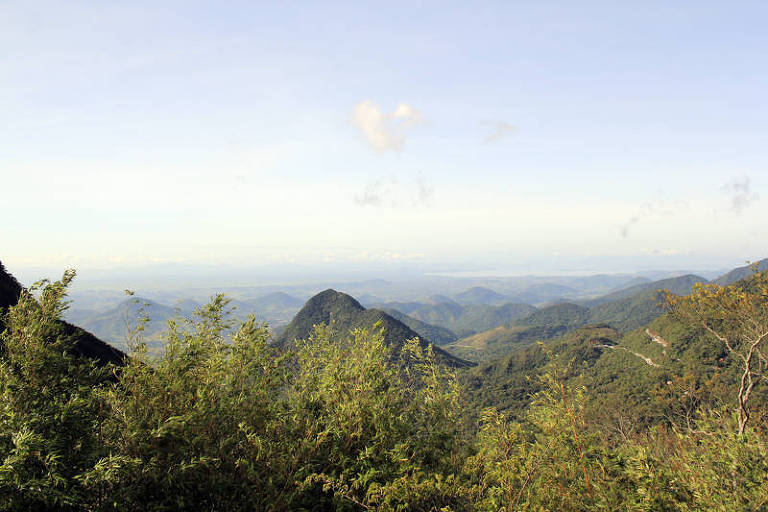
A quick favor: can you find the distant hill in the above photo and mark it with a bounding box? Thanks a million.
[447,274,710,362]
[446,302,591,362]
[585,274,708,307]
[0,261,124,366]
[402,301,465,327]
[465,325,620,417]
[588,290,666,332]
[67,297,180,350]
[713,257,768,285]
[447,323,570,362]
[249,292,305,311]
[382,300,535,337]
[273,289,472,368]
[67,291,306,350]
[454,287,508,306]
[607,276,652,293]
[517,302,591,329]
[507,283,579,304]
[378,308,458,345]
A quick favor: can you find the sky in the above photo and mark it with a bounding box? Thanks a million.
[2,1,768,282]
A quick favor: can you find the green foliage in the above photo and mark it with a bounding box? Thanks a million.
[92,295,289,510]
[286,326,470,510]
[666,270,768,434]
[0,271,114,511]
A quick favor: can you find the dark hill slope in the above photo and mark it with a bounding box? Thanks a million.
[0,261,22,311]
[0,262,124,366]
[274,289,472,368]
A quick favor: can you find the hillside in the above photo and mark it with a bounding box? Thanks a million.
[506,282,579,304]
[273,289,472,368]
[447,323,569,362]
[464,325,621,417]
[517,302,590,328]
[446,277,700,363]
[446,302,590,362]
[713,257,768,285]
[453,286,508,305]
[0,262,124,366]
[585,274,708,306]
[588,289,665,332]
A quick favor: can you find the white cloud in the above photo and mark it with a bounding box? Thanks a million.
[351,101,422,151]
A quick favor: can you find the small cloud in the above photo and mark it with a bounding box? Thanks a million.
[351,101,422,151]
[415,179,434,205]
[482,120,516,143]
[722,176,759,214]
[354,179,434,208]
[620,217,639,238]
[619,195,689,239]
[354,182,386,207]
[392,103,423,126]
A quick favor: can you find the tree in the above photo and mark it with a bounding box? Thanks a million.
[0,271,113,511]
[665,268,768,434]
[91,295,288,511]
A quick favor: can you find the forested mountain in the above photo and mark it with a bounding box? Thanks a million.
[273,289,472,368]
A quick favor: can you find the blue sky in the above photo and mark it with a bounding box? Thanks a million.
[2,1,767,277]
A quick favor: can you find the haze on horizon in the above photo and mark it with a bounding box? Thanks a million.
[2,1,768,281]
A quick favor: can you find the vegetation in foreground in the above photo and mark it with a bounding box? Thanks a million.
[1,271,768,511]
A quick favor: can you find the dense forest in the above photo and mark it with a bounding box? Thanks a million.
[1,261,768,511]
